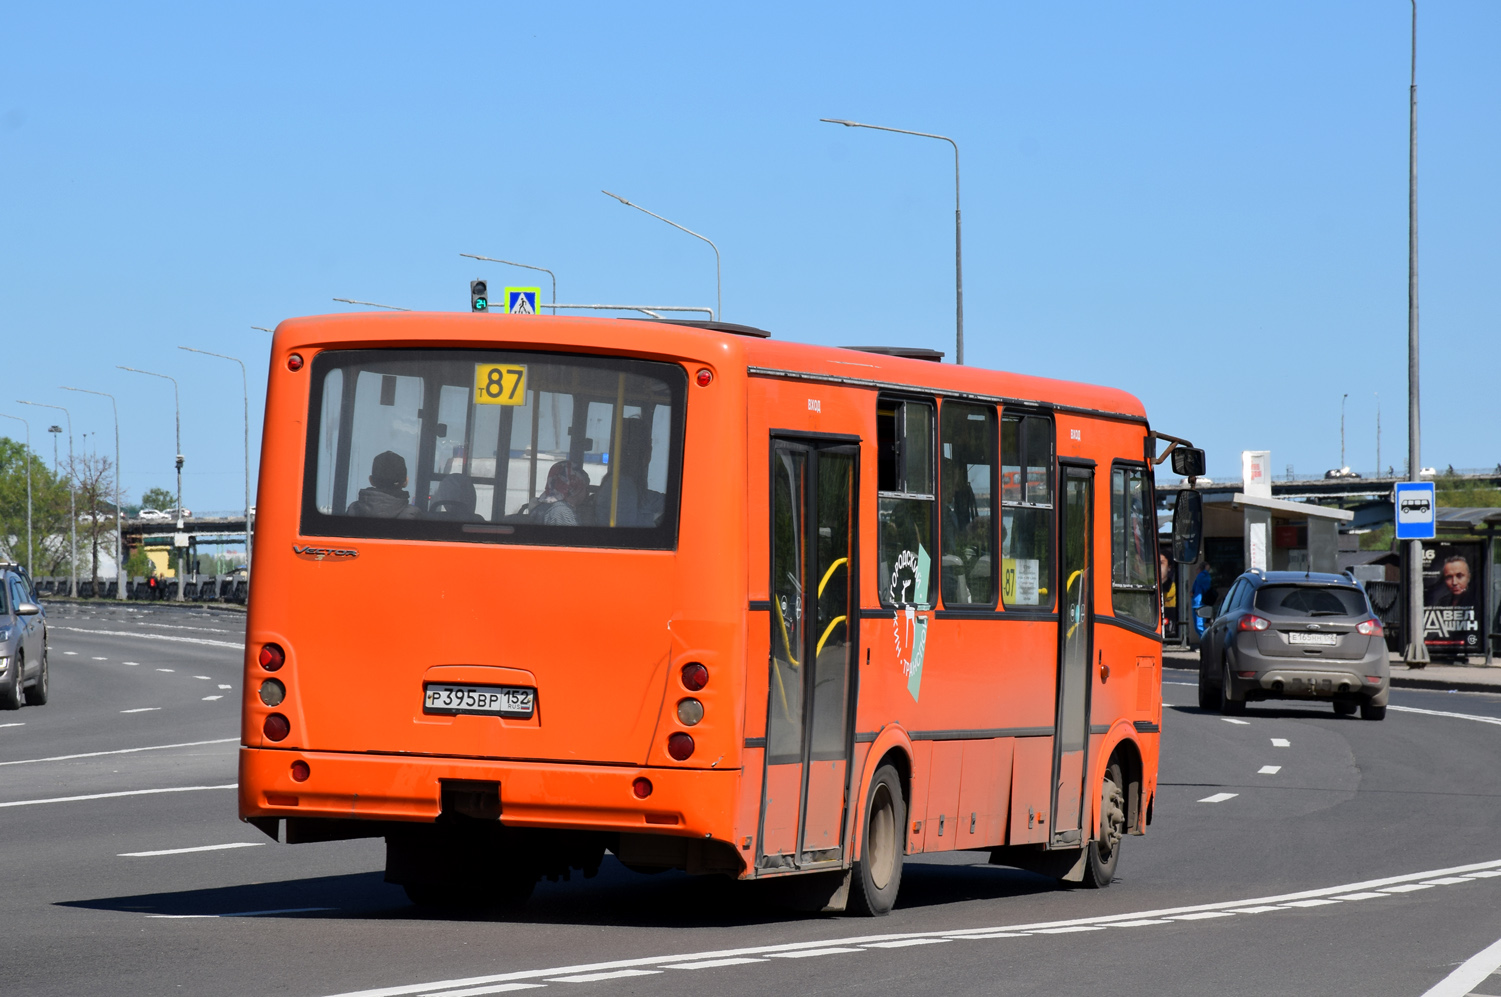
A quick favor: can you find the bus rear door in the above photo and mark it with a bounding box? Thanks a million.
[1052,462,1094,846]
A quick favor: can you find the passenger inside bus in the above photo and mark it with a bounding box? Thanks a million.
[345,451,419,519]
[427,473,482,522]
[592,416,664,527]
[533,460,591,526]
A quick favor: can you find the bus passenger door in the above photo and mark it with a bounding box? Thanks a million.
[1051,464,1094,847]
[760,439,857,871]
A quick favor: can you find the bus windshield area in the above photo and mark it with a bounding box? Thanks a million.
[302,349,685,548]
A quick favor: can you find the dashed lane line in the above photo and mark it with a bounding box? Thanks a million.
[1259,765,1282,774]
[316,857,1501,997]
[194,675,212,680]
[203,695,223,701]
[121,707,161,713]
[1272,738,1290,747]
[418,986,543,996]
[120,841,264,857]
[0,783,237,808]
[49,626,244,650]
[547,971,660,983]
[218,684,232,690]
[661,958,768,971]
[157,668,174,673]
[0,722,23,729]
[1198,792,1239,803]
[0,737,238,767]
[1390,705,1501,727]
[1419,934,1501,997]
[1222,718,1250,725]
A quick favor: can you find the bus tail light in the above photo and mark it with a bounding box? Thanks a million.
[681,662,708,691]
[695,368,713,387]
[287,353,304,372]
[258,643,285,671]
[264,713,291,742]
[290,760,310,782]
[666,732,694,761]
[676,698,704,726]
[1357,619,1384,636]
[632,777,653,799]
[1238,614,1270,632]
[258,678,286,706]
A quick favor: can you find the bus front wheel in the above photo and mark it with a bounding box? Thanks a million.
[1080,761,1125,889]
[849,763,905,916]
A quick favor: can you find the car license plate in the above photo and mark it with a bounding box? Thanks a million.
[423,683,535,717]
[1288,632,1338,646]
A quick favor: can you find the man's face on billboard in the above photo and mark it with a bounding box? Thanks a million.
[1443,559,1470,596]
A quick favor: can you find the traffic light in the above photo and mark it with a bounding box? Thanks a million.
[470,280,488,313]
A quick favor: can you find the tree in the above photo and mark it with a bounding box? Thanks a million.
[140,486,175,512]
[68,451,117,587]
[0,435,75,574]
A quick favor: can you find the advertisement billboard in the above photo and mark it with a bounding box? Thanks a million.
[1422,540,1483,658]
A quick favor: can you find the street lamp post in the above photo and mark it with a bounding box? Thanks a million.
[0,414,32,576]
[1403,0,1428,666]
[601,191,722,323]
[179,347,252,574]
[19,401,74,597]
[821,117,965,365]
[1340,393,1348,471]
[62,387,126,600]
[118,366,186,602]
[459,255,558,314]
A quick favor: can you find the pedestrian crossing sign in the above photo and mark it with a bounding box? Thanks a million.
[505,287,541,316]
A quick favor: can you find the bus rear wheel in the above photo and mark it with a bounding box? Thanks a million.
[848,764,905,916]
[1080,761,1125,889]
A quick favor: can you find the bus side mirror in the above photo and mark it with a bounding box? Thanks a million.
[1171,447,1206,478]
[1172,489,1203,564]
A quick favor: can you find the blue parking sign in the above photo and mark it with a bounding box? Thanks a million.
[1394,481,1436,540]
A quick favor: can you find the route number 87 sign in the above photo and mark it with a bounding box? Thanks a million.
[474,364,527,405]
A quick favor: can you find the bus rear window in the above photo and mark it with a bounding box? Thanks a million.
[302,349,686,548]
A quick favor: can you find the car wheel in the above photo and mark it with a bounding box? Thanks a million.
[1219,659,1246,716]
[848,763,905,916]
[1198,647,1222,710]
[24,647,48,706]
[1,653,23,711]
[1333,700,1356,717]
[1081,761,1125,889]
[1360,702,1386,722]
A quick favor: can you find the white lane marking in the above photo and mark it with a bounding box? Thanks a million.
[1422,877,1475,885]
[316,858,1501,997]
[1259,765,1282,774]
[0,783,237,808]
[1390,704,1501,727]
[1033,925,1107,934]
[92,656,108,660]
[1381,883,1433,893]
[1469,871,1501,879]
[156,668,174,673]
[203,695,223,701]
[1169,911,1237,921]
[218,684,232,690]
[130,621,236,634]
[1283,899,1341,908]
[49,626,244,649]
[1419,934,1501,997]
[0,737,238,767]
[0,722,23,729]
[194,675,211,680]
[147,906,333,919]
[63,651,78,655]
[123,661,140,666]
[121,841,264,857]
[121,707,161,714]
[663,958,769,970]
[1109,919,1173,927]
[1164,681,1197,686]
[1272,738,1290,747]
[1199,792,1239,803]
[1222,718,1251,725]
[768,948,864,958]
[863,938,951,948]
[418,985,545,996]
[547,970,660,983]
[1334,892,1392,900]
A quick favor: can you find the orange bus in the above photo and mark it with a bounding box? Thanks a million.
[240,312,1204,914]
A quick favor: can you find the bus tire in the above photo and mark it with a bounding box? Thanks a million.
[1081,761,1125,889]
[848,763,905,916]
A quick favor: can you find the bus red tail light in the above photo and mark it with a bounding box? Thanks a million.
[695,368,713,387]
[632,777,653,799]
[258,643,285,671]
[290,760,310,782]
[264,713,291,742]
[287,353,304,372]
[666,732,694,761]
[681,662,708,691]
[1238,614,1270,632]
[1357,619,1384,636]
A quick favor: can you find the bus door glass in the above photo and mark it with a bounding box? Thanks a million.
[762,438,857,869]
[1053,463,1094,846]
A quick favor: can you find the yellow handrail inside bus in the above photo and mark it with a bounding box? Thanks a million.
[1065,569,1085,639]
[774,599,800,669]
[608,373,625,526]
[816,615,847,657]
[817,557,848,598]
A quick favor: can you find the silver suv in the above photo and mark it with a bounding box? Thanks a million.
[1197,570,1389,720]
[0,564,49,709]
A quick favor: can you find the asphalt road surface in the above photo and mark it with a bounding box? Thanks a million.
[5,603,1501,997]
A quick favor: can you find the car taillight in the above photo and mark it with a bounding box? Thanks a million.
[681,662,708,691]
[1357,619,1384,636]
[263,713,290,742]
[1365,675,1383,685]
[667,732,694,761]
[1238,614,1270,632]
[258,643,285,671]
[290,760,310,782]
[632,777,653,799]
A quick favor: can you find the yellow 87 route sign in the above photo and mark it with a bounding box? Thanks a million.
[474,363,527,405]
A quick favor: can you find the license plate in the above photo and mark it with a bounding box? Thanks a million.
[1288,632,1338,646]
[423,683,535,717]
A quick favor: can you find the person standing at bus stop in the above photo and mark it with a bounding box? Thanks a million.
[1192,563,1214,637]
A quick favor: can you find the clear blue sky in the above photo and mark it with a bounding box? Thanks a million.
[3,2,1496,511]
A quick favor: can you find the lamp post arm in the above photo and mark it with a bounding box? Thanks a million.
[178,346,252,572]
[602,191,722,322]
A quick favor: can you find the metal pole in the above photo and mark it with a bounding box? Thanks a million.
[178,347,251,574]
[0,414,30,576]
[1375,392,1381,476]
[118,366,185,601]
[601,191,722,322]
[460,255,558,315]
[820,118,964,364]
[62,388,126,599]
[1398,1,1422,669]
[19,402,74,597]
[1341,393,1348,470]
[331,298,411,311]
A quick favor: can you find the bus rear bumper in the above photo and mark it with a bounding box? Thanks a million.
[238,747,739,839]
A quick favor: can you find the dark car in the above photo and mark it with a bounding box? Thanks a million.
[1197,570,1388,720]
[0,562,49,709]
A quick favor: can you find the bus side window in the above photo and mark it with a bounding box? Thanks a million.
[1000,413,1054,610]
[939,402,997,607]
[1110,463,1158,626]
[877,397,936,607]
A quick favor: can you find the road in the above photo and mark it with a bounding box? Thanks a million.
[4,603,1501,996]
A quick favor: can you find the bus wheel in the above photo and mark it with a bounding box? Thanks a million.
[1081,762,1125,889]
[848,764,905,916]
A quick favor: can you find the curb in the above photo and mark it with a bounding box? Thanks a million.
[44,597,247,615]
[1164,663,1500,696]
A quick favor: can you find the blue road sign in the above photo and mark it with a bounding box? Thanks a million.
[505,287,540,316]
[1394,481,1436,540]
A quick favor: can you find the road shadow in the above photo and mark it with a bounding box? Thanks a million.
[59,855,1066,926]
[1166,703,1357,721]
